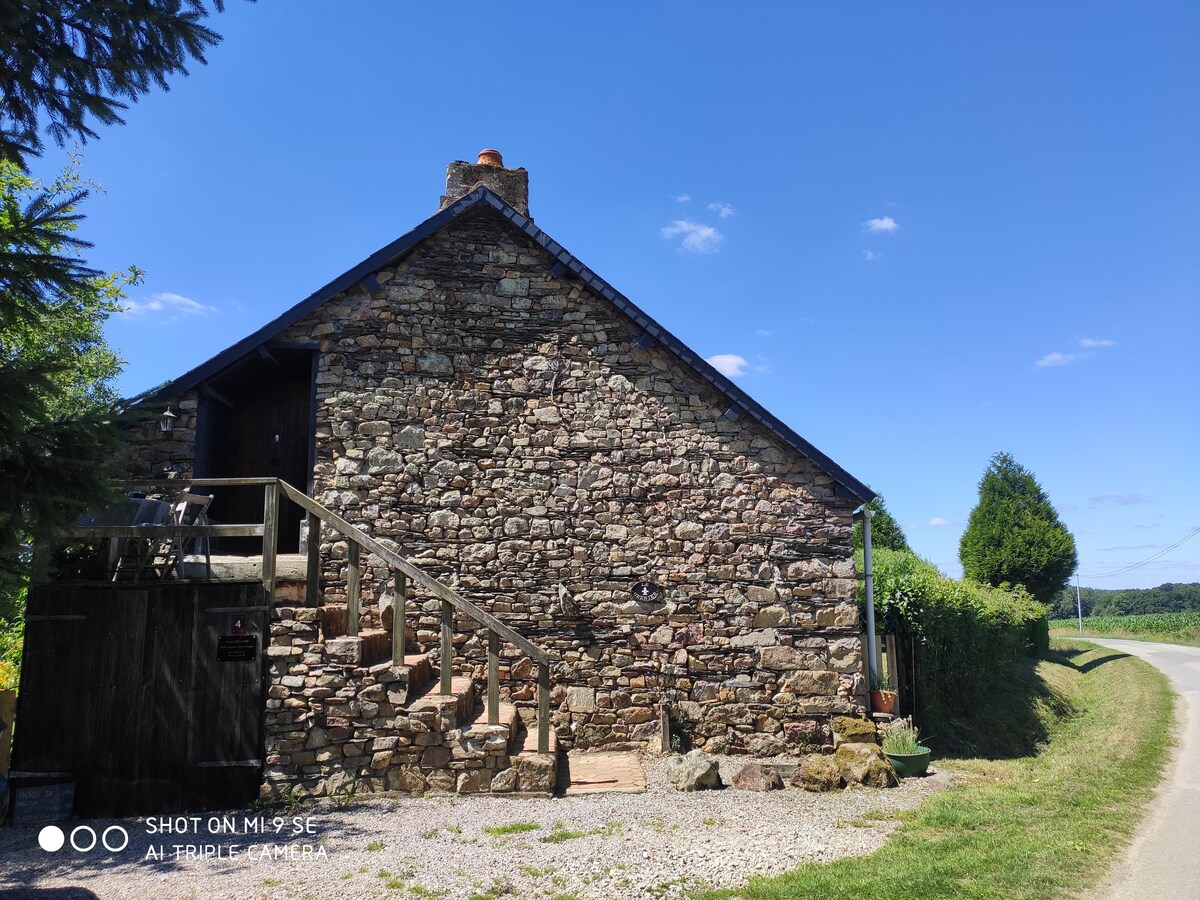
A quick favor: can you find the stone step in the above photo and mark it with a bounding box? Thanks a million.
[407,675,476,730]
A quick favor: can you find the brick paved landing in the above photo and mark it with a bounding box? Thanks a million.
[558,751,647,795]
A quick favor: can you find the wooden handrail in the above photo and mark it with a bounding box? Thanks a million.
[277,480,549,665]
[72,476,554,753]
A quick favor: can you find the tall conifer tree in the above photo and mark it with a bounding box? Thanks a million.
[959,452,1077,604]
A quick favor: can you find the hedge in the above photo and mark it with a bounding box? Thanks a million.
[861,549,1050,723]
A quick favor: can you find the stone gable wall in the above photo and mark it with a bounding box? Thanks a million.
[276,205,865,754]
[131,205,867,755]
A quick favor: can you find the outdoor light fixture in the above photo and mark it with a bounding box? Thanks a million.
[159,407,178,433]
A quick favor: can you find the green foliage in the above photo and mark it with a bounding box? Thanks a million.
[881,724,926,755]
[1051,582,1200,619]
[0,2,236,169]
[853,494,910,553]
[0,159,138,586]
[959,452,1077,604]
[871,548,1050,726]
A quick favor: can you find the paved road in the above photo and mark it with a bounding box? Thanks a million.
[1091,638,1200,900]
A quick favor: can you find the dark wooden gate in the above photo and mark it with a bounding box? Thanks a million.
[12,582,268,816]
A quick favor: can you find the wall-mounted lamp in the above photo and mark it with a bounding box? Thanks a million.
[159,407,178,433]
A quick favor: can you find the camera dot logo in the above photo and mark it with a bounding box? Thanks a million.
[38,825,65,852]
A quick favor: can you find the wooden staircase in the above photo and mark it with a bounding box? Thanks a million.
[72,477,558,800]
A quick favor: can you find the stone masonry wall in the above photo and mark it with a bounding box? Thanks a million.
[263,606,555,799]
[132,203,868,756]
[124,390,199,481]
[275,204,866,755]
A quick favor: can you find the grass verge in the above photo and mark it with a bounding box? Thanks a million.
[702,640,1175,900]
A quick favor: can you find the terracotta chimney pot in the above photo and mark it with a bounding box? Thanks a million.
[477,149,503,167]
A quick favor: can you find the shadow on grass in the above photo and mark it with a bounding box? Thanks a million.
[1051,642,1133,673]
[924,653,1080,761]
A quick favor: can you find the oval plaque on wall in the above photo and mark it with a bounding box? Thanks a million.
[631,581,662,599]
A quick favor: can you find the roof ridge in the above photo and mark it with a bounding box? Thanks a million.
[145,187,874,504]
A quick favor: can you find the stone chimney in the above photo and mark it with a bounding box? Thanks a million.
[439,149,529,217]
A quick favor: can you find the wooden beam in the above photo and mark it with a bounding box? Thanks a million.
[64,524,266,540]
[346,542,360,637]
[537,661,551,754]
[392,571,407,667]
[305,511,320,608]
[261,481,278,598]
[487,630,499,726]
[440,600,453,695]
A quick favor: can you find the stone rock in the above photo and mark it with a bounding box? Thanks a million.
[752,605,790,628]
[366,448,404,475]
[730,629,777,649]
[731,762,783,792]
[416,350,452,374]
[667,749,723,791]
[385,766,427,794]
[833,743,897,788]
[566,686,596,713]
[790,754,842,792]
[490,767,518,793]
[457,769,492,794]
[832,716,877,744]
[425,770,456,794]
[508,753,556,794]
[780,670,840,696]
[394,424,425,449]
[421,746,451,768]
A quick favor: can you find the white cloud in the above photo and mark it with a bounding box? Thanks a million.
[122,292,216,316]
[928,517,952,527]
[707,201,735,218]
[1078,337,1115,348]
[661,219,723,253]
[706,354,748,377]
[864,216,899,233]
[755,329,773,337]
[862,249,879,262]
[673,194,691,203]
[1036,350,1104,368]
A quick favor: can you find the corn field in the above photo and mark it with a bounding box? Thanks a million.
[1050,611,1200,641]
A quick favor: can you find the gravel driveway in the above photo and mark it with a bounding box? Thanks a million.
[0,755,949,899]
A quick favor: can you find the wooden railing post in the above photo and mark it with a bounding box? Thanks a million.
[346,541,360,637]
[392,571,407,667]
[304,510,320,607]
[440,599,453,695]
[487,630,500,726]
[261,480,279,598]
[537,660,550,753]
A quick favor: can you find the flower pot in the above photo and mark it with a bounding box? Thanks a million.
[885,748,931,778]
[869,689,897,714]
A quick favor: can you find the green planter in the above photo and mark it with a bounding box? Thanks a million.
[885,748,931,778]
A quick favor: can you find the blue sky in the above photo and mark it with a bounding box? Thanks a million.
[29,2,1199,589]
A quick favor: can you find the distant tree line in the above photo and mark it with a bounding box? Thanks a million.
[1051,583,1200,619]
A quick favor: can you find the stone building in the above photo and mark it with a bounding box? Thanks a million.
[125,152,875,790]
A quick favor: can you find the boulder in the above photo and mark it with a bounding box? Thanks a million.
[667,749,723,791]
[508,753,556,794]
[731,762,783,792]
[790,754,842,792]
[832,715,877,746]
[833,742,897,788]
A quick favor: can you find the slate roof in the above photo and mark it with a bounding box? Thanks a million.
[147,187,875,505]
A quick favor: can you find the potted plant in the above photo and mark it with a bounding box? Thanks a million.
[881,723,931,777]
[869,671,897,714]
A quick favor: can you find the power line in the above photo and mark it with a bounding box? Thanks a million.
[1081,526,1200,579]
